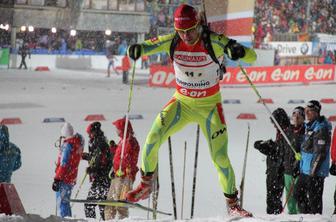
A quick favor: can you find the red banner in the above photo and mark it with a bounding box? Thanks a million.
[149,64,336,87]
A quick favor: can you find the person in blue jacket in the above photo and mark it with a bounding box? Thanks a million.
[0,124,21,183]
[294,100,332,214]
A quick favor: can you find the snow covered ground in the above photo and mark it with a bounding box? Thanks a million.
[0,68,335,222]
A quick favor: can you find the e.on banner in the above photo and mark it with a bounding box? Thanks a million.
[149,64,336,87]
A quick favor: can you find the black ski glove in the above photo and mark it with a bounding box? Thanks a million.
[254,140,264,150]
[82,152,90,161]
[224,39,245,61]
[128,44,142,61]
[330,163,336,176]
[52,179,61,192]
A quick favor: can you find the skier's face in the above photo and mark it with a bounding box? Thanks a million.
[292,111,304,127]
[305,107,319,122]
[177,25,200,45]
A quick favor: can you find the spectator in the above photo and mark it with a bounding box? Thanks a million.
[18,43,31,69]
[0,125,21,183]
[330,127,336,215]
[118,40,128,56]
[120,54,131,84]
[283,107,305,214]
[52,122,84,218]
[254,108,291,214]
[294,100,332,214]
[106,43,119,77]
[105,118,140,220]
[82,122,112,220]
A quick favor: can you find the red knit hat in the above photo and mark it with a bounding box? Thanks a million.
[174,4,199,31]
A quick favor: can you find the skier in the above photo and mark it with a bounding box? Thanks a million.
[254,108,290,214]
[0,124,21,183]
[105,118,140,220]
[330,127,336,215]
[82,121,112,220]
[294,100,331,214]
[18,43,30,69]
[52,122,84,218]
[283,106,305,214]
[126,4,256,217]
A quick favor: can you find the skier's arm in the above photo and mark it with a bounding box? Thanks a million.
[128,33,175,60]
[311,127,330,176]
[55,143,72,180]
[12,145,22,171]
[211,33,257,64]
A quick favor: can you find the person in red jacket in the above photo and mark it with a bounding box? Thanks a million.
[105,117,140,220]
[52,122,84,218]
[330,127,336,214]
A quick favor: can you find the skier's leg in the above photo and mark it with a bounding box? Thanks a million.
[59,183,72,217]
[127,98,190,202]
[97,178,111,220]
[309,176,324,214]
[105,178,119,220]
[141,97,190,173]
[284,174,298,214]
[85,183,97,218]
[198,101,252,217]
[198,102,235,195]
[118,178,132,219]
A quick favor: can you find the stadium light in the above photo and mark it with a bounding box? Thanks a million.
[70,29,76,36]
[0,24,9,31]
[28,26,34,32]
[51,27,57,33]
[105,29,112,36]
[20,26,26,32]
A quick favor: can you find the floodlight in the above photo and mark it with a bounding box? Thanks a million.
[20,26,26,32]
[28,26,34,32]
[105,29,112,36]
[70,29,76,36]
[51,27,57,33]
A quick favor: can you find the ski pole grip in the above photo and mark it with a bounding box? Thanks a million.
[295,152,301,161]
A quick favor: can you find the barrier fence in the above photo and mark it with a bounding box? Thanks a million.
[148,64,336,88]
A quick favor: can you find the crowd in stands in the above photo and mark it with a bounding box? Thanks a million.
[254,0,336,48]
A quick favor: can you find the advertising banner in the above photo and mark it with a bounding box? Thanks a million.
[0,48,9,69]
[149,64,335,87]
[266,42,313,57]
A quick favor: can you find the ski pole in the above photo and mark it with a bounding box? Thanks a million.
[181,141,187,219]
[238,63,301,161]
[190,125,200,219]
[117,54,137,177]
[152,167,159,219]
[239,123,250,208]
[168,136,178,219]
[72,172,88,200]
[282,177,296,213]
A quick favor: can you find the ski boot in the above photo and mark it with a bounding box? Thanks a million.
[126,171,154,202]
[226,195,253,217]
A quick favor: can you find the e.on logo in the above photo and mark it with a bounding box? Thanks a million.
[271,68,300,81]
[151,71,175,87]
[304,67,334,81]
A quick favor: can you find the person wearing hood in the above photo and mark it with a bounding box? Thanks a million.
[294,100,332,214]
[52,122,84,218]
[0,124,21,183]
[82,121,112,220]
[254,108,295,214]
[105,117,140,220]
